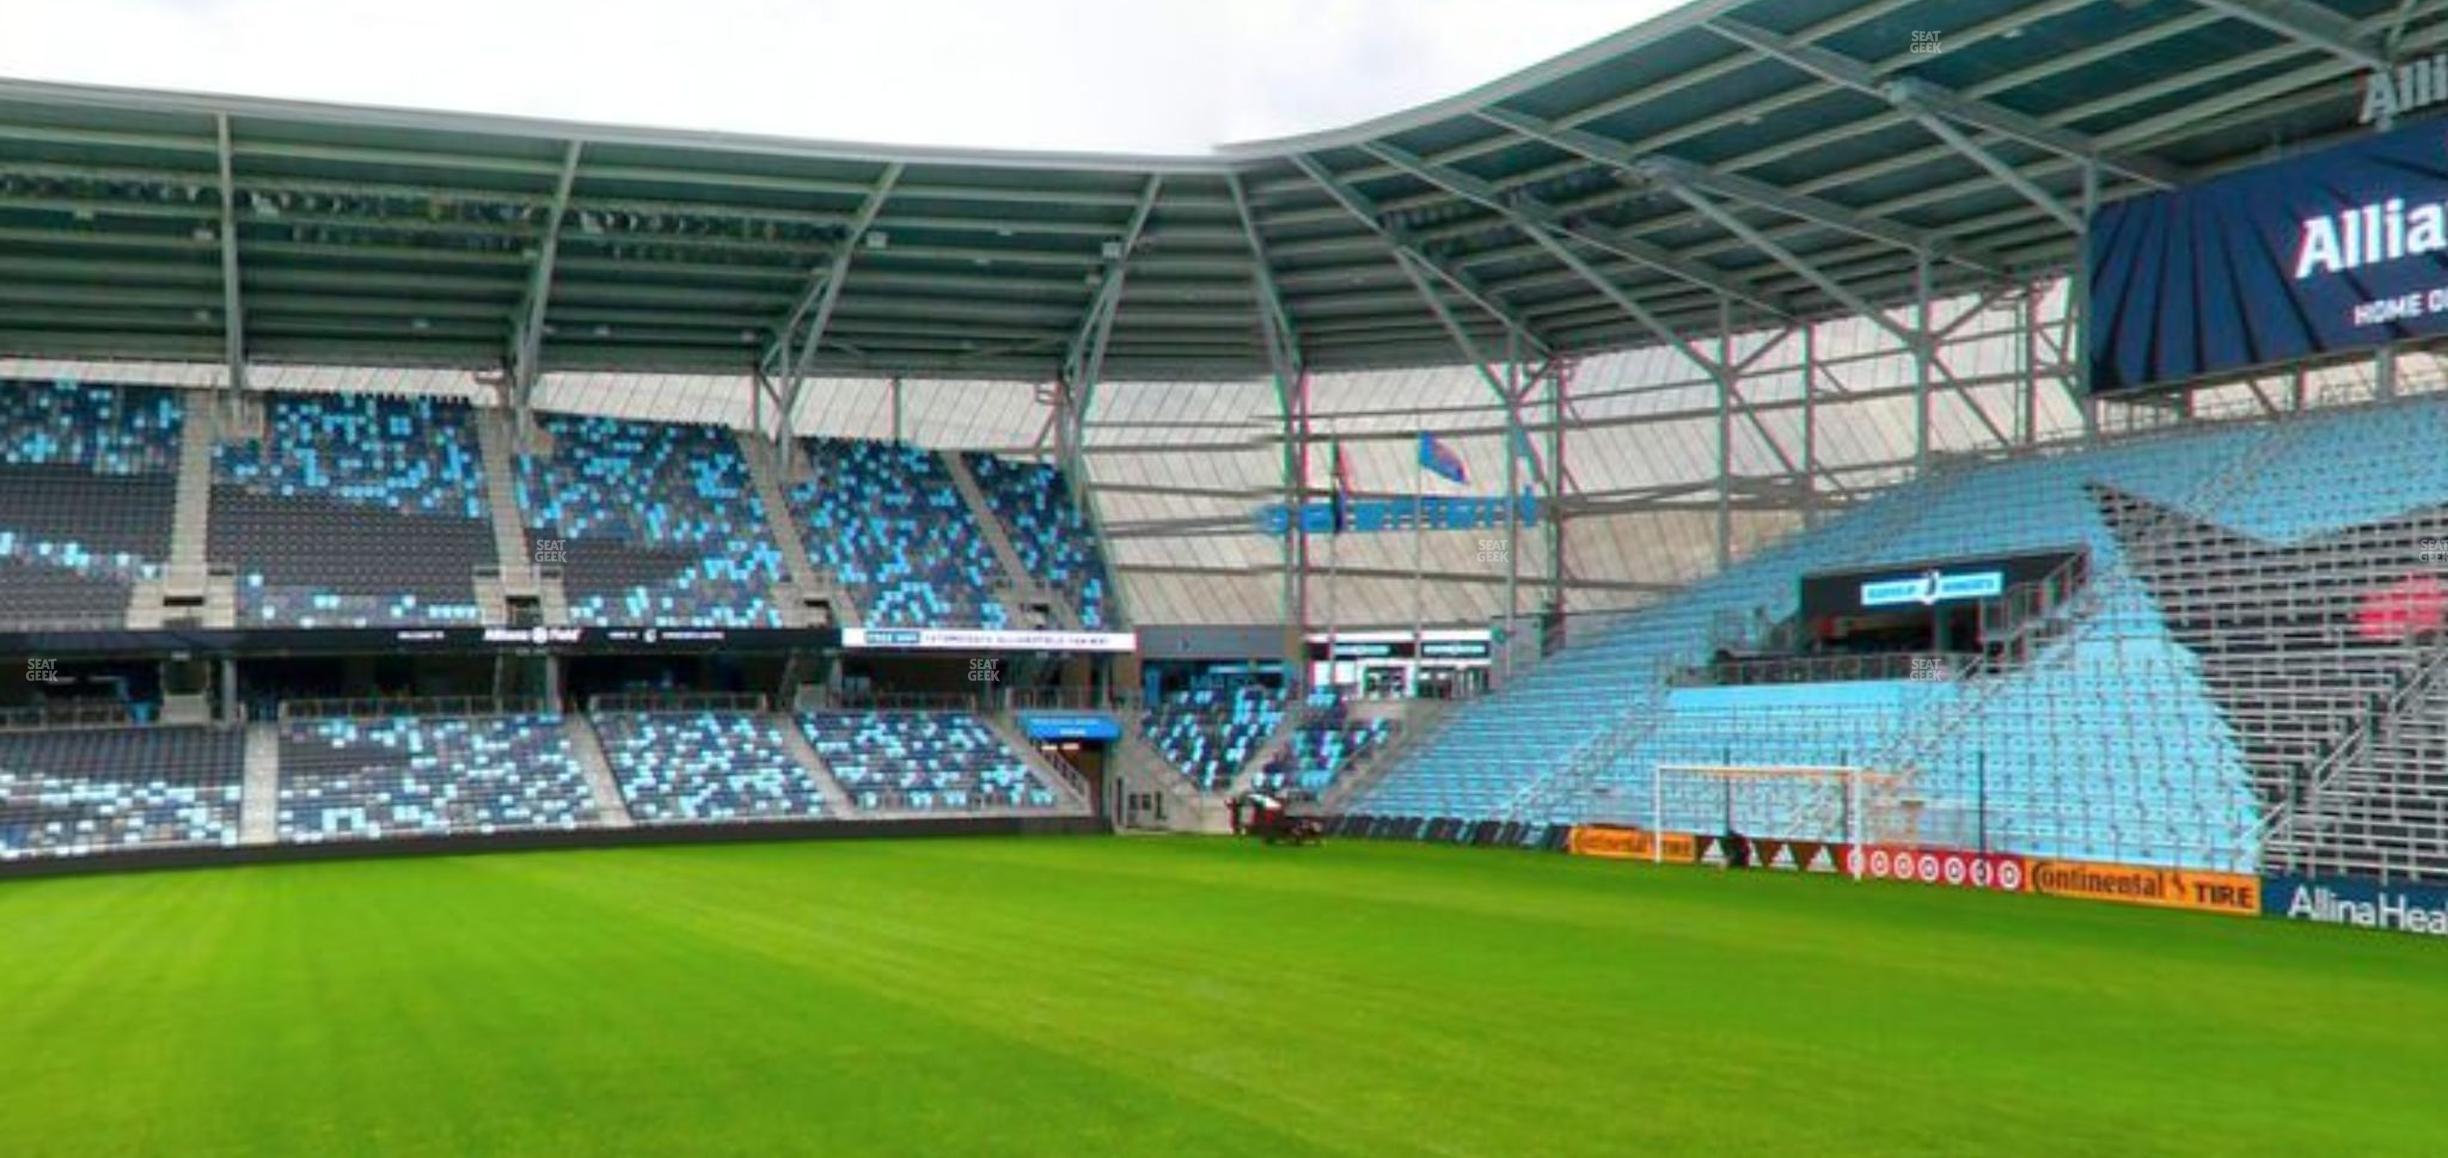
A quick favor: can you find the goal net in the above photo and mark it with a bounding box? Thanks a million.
[1644,763,1915,874]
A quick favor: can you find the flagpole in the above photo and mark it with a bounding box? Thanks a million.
[1411,440,1426,699]
[1326,440,1341,699]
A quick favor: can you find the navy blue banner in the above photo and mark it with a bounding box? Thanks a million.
[2262,873,2448,936]
[2090,116,2448,393]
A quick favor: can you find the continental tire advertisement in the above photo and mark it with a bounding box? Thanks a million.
[1565,825,1696,864]
[2027,860,2260,916]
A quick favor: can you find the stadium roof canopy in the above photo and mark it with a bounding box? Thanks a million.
[0,0,2428,386]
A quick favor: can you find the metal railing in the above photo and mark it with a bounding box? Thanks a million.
[278,695,556,721]
[0,702,142,732]
[586,692,769,714]
[1672,651,1981,688]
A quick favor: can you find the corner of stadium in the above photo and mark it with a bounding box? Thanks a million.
[4,2,2448,1154]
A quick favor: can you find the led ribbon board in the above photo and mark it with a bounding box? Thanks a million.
[2090,115,2448,393]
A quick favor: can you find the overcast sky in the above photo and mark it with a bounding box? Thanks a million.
[0,0,1672,153]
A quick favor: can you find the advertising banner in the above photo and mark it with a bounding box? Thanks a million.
[1565,825,1697,864]
[1845,846,2028,892]
[2262,873,2448,936]
[1017,714,1121,743]
[840,627,1138,653]
[2027,860,2259,916]
[2090,115,2448,393]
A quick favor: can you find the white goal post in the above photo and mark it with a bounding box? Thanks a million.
[1649,763,1908,878]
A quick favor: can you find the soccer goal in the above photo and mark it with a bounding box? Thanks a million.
[1649,763,1907,877]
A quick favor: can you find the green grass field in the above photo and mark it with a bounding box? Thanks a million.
[0,836,2442,1157]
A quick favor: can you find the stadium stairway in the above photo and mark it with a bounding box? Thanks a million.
[941,450,1078,631]
[474,407,539,603]
[771,713,856,815]
[240,721,279,845]
[562,715,635,828]
[735,430,859,628]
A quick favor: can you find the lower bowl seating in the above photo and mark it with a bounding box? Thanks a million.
[593,711,825,824]
[275,715,599,843]
[797,711,1055,812]
[1143,685,1284,791]
[0,726,244,859]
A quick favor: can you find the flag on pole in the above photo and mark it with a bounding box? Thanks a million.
[1329,440,1356,534]
[1417,431,1469,485]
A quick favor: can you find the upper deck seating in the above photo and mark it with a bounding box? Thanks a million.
[788,438,1010,627]
[963,452,1111,627]
[0,380,182,626]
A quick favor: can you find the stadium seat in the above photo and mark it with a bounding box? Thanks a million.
[0,725,244,859]
[787,438,1012,628]
[594,711,826,824]
[517,415,788,627]
[213,393,493,627]
[797,711,1055,811]
[0,380,182,627]
[275,714,599,842]
[963,452,1113,628]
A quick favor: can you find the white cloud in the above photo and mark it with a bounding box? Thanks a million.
[0,0,1670,152]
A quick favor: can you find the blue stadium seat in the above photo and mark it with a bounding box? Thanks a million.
[1143,683,1284,791]
[0,726,244,859]
[797,711,1054,811]
[963,452,1112,627]
[518,416,788,627]
[275,714,599,842]
[594,711,825,824]
[0,380,182,625]
[789,438,1011,628]
[214,393,493,627]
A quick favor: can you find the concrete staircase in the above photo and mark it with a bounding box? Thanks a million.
[125,389,236,629]
[771,712,856,815]
[474,408,538,602]
[940,450,1079,631]
[240,722,280,846]
[562,714,635,828]
[735,430,860,628]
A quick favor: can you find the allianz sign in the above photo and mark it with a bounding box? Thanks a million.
[2362,53,2448,126]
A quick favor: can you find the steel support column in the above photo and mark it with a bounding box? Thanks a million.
[1801,324,1819,529]
[212,114,246,401]
[1914,252,1932,476]
[1717,297,1734,571]
[511,140,584,442]
[2077,163,2102,443]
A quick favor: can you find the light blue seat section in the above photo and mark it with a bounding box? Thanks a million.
[214,392,491,627]
[275,714,598,842]
[797,711,1054,812]
[595,711,824,824]
[0,380,183,621]
[517,415,786,627]
[1144,684,1284,791]
[789,438,1011,628]
[963,452,1111,628]
[0,726,243,859]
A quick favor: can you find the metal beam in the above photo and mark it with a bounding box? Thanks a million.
[1356,140,1788,320]
[1225,170,1301,377]
[1287,154,1552,358]
[212,113,245,395]
[769,161,903,439]
[1475,107,2011,281]
[511,140,583,407]
[1641,165,1925,350]
[1062,173,1164,391]
[1356,141,1730,379]
[2191,0,2387,71]
[1705,17,2185,189]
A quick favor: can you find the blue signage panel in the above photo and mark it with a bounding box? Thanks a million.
[2262,873,2448,936]
[1253,494,1540,538]
[2090,116,2448,393]
[1858,569,2005,609]
[1019,713,1122,743]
